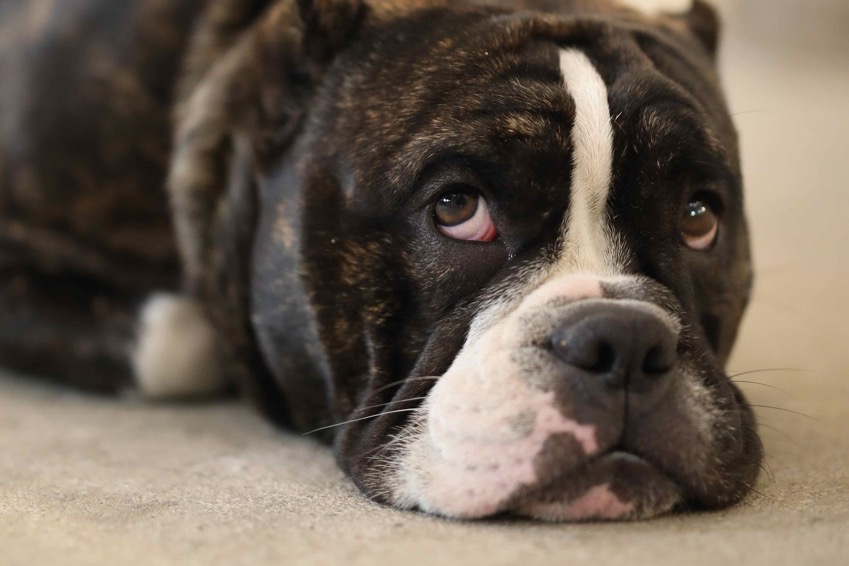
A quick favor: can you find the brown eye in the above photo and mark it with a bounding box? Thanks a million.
[435,190,479,227]
[434,188,497,242]
[681,199,719,251]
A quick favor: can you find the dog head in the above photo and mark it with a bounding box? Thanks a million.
[170,0,760,520]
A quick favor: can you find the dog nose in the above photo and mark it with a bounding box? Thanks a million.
[550,303,677,393]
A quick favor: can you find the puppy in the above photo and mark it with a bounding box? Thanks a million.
[0,0,761,520]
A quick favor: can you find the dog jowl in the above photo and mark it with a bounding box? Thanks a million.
[0,0,761,520]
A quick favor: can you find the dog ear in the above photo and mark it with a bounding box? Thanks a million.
[251,0,366,150]
[165,0,367,426]
[296,0,368,60]
[683,0,721,58]
[168,0,366,295]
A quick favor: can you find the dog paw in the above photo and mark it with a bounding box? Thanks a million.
[132,294,228,399]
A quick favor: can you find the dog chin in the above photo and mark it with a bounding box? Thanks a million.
[511,452,682,521]
[387,412,683,521]
[386,416,684,521]
[380,350,685,521]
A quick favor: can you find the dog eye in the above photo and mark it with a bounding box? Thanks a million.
[681,197,719,251]
[434,187,497,242]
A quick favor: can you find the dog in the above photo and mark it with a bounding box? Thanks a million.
[0,0,761,520]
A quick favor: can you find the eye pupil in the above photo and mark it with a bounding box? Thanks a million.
[432,185,497,242]
[435,190,479,227]
[681,200,715,237]
[687,202,708,218]
[681,197,719,251]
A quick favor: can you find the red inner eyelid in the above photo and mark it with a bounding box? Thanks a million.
[680,197,720,250]
[438,197,498,242]
[683,222,719,250]
[439,193,720,247]
[439,196,717,247]
[475,216,498,242]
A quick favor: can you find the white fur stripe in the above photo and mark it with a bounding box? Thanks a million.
[558,48,619,275]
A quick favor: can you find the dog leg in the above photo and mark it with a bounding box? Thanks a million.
[0,268,138,394]
[0,268,227,398]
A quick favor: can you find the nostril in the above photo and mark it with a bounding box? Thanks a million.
[548,302,678,399]
[589,341,616,374]
[551,330,617,374]
[642,345,675,376]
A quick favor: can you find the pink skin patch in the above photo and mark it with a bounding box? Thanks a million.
[414,348,599,518]
[520,273,603,311]
[399,274,608,518]
[522,484,634,521]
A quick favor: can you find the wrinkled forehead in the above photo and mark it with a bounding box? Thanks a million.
[325,9,574,170]
[318,6,733,196]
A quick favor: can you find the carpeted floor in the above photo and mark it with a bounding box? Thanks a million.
[2,4,849,565]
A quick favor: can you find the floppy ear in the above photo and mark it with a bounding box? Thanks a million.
[165,0,366,425]
[168,0,366,295]
[684,0,721,58]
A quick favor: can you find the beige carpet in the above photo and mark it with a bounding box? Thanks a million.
[2,6,849,566]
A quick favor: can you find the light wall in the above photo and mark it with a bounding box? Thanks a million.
[624,0,849,50]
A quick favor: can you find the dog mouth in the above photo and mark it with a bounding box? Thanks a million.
[385,367,706,521]
[368,280,760,521]
[508,449,682,521]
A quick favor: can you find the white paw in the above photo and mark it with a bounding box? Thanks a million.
[133,294,228,399]
[616,0,691,16]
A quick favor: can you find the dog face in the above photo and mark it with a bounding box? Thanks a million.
[173,0,759,520]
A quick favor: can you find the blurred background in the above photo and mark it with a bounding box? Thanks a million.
[710,0,849,409]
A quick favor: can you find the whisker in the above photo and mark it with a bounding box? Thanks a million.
[747,404,822,422]
[303,408,420,436]
[731,380,792,396]
[728,368,805,378]
[329,474,354,489]
[746,427,774,482]
[756,422,797,443]
[354,396,429,414]
[366,430,413,463]
[371,376,440,397]
[760,449,775,483]
[730,109,770,118]
[750,485,772,500]
[758,464,774,484]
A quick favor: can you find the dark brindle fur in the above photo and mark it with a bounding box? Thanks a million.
[0,0,760,520]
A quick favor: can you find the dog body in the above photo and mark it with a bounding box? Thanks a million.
[0,0,760,520]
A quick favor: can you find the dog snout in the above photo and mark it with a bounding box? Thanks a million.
[550,302,677,396]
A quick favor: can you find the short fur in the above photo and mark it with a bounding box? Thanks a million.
[0,0,760,519]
